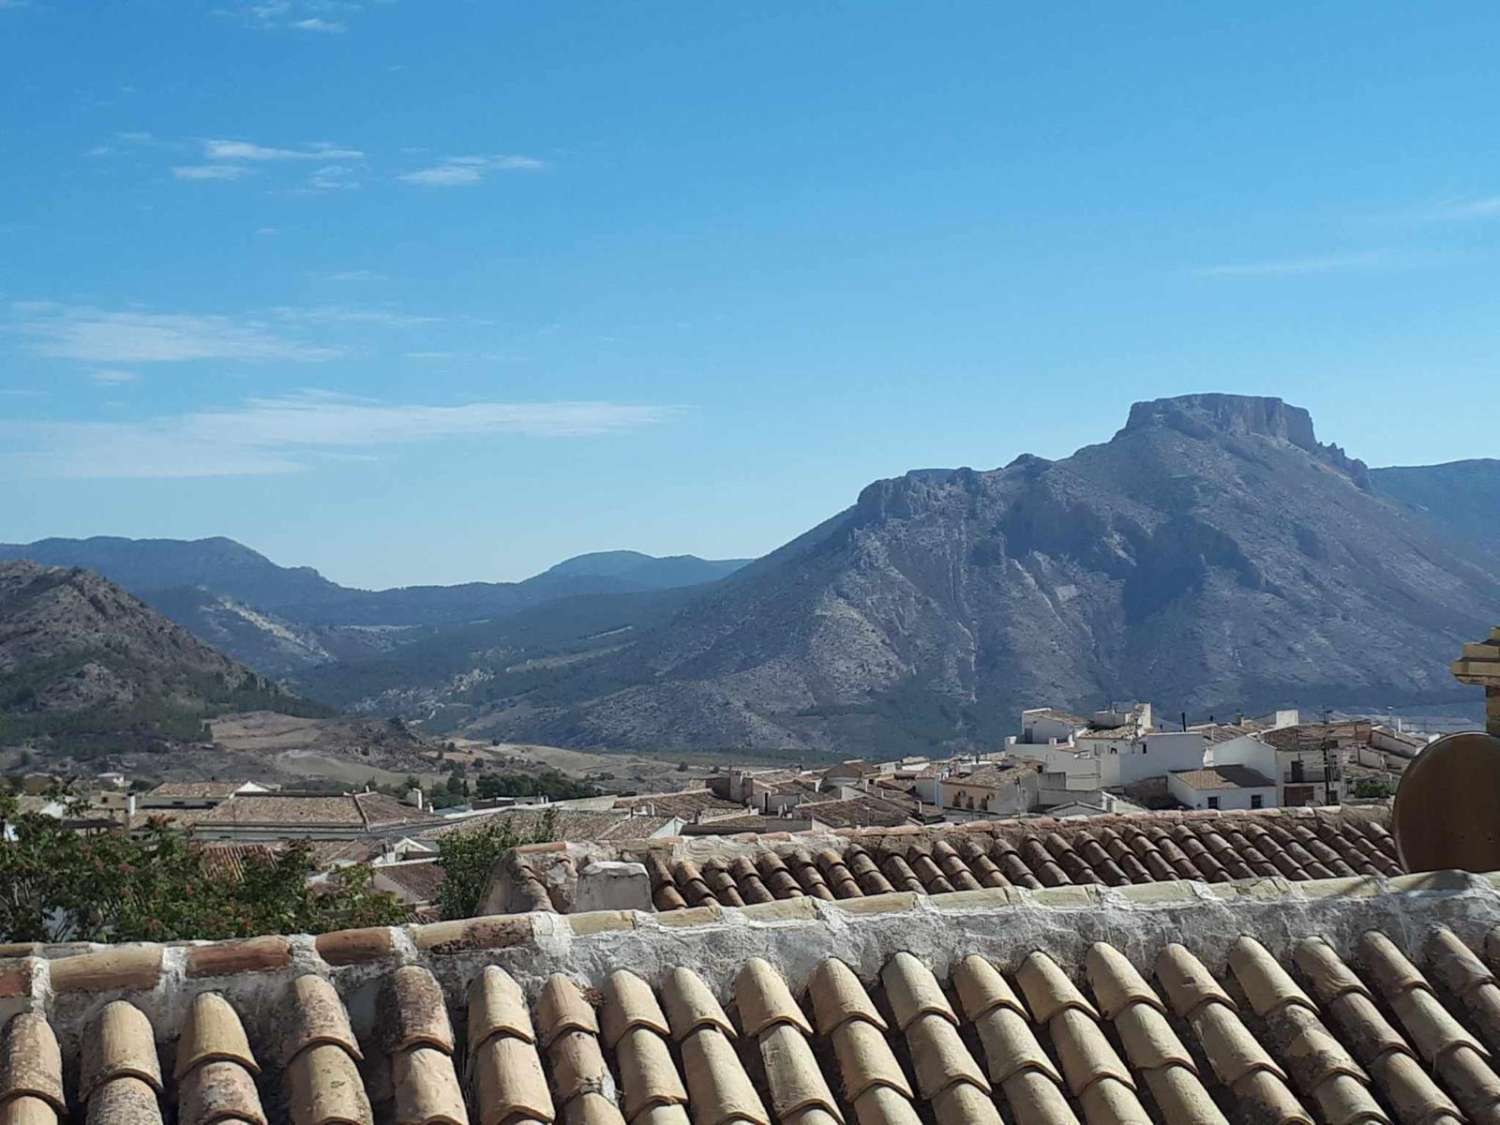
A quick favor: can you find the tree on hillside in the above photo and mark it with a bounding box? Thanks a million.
[0,796,406,943]
[435,809,557,921]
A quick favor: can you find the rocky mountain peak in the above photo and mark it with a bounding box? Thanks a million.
[1121,393,1319,449]
[1121,393,1371,489]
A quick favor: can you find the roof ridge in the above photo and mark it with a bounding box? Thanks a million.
[3,867,1485,972]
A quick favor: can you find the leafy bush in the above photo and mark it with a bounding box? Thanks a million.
[0,795,406,943]
[436,809,557,921]
[474,769,600,802]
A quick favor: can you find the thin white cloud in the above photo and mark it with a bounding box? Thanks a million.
[89,369,141,385]
[0,392,679,479]
[1190,251,1391,278]
[1431,196,1500,221]
[204,139,363,161]
[10,303,341,363]
[325,270,387,282]
[302,164,359,192]
[173,164,251,181]
[399,154,547,186]
[221,2,372,34]
[268,304,436,327]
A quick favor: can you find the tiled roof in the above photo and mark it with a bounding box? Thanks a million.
[305,838,385,868]
[2,867,1497,1125]
[1263,723,1372,752]
[373,859,446,903]
[1025,707,1091,725]
[127,809,206,830]
[950,763,1034,788]
[421,807,672,844]
[641,808,1401,911]
[197,843,280,883]
[614,788,744,820]
[1195,724,1253,744]
[1173,765,1276,791]
[795,794,923,829]
[145,781,248,799]
[195,792,435,830]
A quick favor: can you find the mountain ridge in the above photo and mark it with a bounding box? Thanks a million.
[0,538,752,673]
[438,394,1499,753]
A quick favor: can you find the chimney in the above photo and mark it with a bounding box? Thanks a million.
[127,793,136,817]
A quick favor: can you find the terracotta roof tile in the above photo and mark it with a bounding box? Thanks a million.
[0,1013,63,1115]
[638,807,1400,911]
[7,866,1498,1125]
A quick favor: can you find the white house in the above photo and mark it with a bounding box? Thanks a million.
[936,764,1040,816]
[1214,730,1344,807]
[1168,765,1277,811]
[1019,708,1092,745]
[1048,792,1148,818]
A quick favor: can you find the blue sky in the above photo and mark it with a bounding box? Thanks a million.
[3,2,1498,588]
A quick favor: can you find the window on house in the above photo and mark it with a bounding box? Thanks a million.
[1207,796,1220,810]
[1251,794,1263,809]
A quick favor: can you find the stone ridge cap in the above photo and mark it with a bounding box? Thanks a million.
[3,867,1490,994]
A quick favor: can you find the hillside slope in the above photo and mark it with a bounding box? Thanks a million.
[0,561,321,752]
[1372,459,1500,556]
[464,394,1500,753]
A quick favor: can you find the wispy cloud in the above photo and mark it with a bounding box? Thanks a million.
[10,303,342,363]
[1429,196,1500,221]
[89,369,141,385]
[398,154,547,186]
[221,2,372,34]
[1190,251,1393,278]
[0,392,679,479]
[204,138,364,162]
[173,164,252,181]
[268,304,436,328]
[325,270,387,282]
[302,164,359,192]
[163,139,364,189]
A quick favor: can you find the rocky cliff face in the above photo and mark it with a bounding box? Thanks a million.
[474,395,1500,753]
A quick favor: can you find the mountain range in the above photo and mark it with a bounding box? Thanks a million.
[0,539,750,676]
[3,394,1497,756]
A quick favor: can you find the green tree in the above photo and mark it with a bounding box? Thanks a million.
[474,769,600,802]
[0,795,406,943]
[435,809,557,921]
